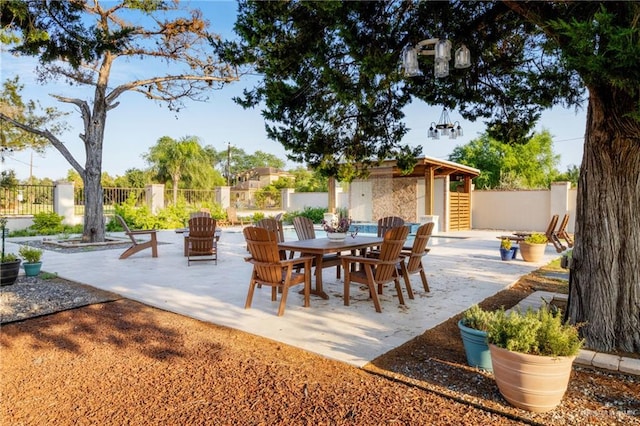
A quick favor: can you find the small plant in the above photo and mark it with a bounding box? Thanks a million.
[460,304,496,332]
[19,245,43,263]
[524,233,547,244]
[500,238,512,250]
[488,306,583,357]
[322,215,351,233]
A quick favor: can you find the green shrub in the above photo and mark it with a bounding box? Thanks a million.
[19,245,43,263]
[31,212,64,233]
[488,306,583,357]
[525,233,548,244]
[461,304,495,332]
[500,238,511,250]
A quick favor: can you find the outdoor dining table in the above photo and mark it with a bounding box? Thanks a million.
[279,235,384,300]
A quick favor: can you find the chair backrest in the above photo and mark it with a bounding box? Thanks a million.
[243,226,284,282]
[190,210,211,219]
[556,214,569,234]
[377,216,405,238]
[375,226,409,282]
[545,214,560,240]
[227,207,239,222]
[255,218,285,243]
[188,216,216,238]
[292,216,316,241]
[115,215,138,244]
[405,222,434,273]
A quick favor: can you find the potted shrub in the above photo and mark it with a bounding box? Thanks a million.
[487,306,583,413]
[1,217,21,286]
[519,232,547,262]
[458,305,495,372]
[19,245,44,277]
[499,238,516,261]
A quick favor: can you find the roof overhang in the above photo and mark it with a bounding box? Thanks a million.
[369,156,480,180]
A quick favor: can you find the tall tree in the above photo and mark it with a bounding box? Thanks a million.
[225,1,640,353]
[449,131,560,189]
[0,1,238,242]
[144,136,223,204]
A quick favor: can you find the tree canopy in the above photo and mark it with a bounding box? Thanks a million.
[225,1,640,353]
[0,0,240,242]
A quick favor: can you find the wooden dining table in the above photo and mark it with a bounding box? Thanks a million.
[279,235,383,299]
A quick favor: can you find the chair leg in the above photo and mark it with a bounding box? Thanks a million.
[419,268,430,292]
[394,277,406,306]
[363,264,382,313]
[343,263,351,306]
[277,286,289,316]
[245,278,257,309]
[400,262,415,300]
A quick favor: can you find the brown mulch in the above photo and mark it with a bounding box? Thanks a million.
[1,269,639,425]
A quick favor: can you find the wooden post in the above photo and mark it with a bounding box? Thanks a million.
[328,176,336,213]
[424,167,434,215]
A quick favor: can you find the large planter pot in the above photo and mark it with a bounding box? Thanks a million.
[489,344,576,413]
[1,259,22,286]
[458,320,493,372]
[327,232,347,242]
[23,261,42,277]
[519,242,546,262]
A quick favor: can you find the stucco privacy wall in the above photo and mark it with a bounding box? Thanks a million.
[472,182,576,233]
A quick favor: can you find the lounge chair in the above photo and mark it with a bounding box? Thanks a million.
[115,215,159,259]
[243,226,313,316]
[186,216,219,266]
[398,222,435,295]
[556,214,574,248]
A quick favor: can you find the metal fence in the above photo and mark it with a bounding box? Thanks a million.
[163,188,217,207]
[0,184,54,215]
[74,187,146,215]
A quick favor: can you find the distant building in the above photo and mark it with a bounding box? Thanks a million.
[231,167,294,208]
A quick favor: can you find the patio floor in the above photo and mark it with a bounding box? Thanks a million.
[5,228,562,367]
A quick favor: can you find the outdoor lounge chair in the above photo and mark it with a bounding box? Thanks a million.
[513,214,565,252]
[186,216,219,266]
[255,217,286,260]
[341,225,409,313]
[226,207,245,227]
[556,214,574,248]
[398,222,435,296]
[115,215,159,259]
[292,216,342,278]
[243,226,313,316]
[371,216,405,254]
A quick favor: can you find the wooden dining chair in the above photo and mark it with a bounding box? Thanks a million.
[186,216,219,266]
[115,215,159,259]
[341,225,409,313]
[292,216,342,278]
[377,216,405,238]
[255,217,286,259]
[398,222,434,297]
[243,226,313,316]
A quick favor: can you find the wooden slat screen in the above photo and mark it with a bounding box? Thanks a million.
[449,192,471,230]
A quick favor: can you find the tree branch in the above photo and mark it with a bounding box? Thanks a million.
[0,113,85,176]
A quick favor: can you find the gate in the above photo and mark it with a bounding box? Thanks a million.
[449,192,471,230]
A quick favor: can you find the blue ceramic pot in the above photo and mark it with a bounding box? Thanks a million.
[458,320,493,372]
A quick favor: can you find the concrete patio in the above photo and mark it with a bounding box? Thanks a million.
[5,228,562,367]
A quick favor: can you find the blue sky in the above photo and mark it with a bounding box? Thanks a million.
[1,1,585,181]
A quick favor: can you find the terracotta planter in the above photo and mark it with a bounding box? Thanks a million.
[519,242,546,262]
[489,344,576,413]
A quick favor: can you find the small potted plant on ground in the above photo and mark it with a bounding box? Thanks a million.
[499,238,515,261]
[1,216,21,286]
[458,305,495,372]
[19,245,44,277]
[519,232,547,262]
[487,306,583,413]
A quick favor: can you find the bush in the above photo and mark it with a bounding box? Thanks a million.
[524,233,547,244]
[488,306,583,357]
[461,304,495,332]
[31,212,64,233]
[19,245,43,263]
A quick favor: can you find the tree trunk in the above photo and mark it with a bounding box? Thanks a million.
[81,115,105,242]
[568,87,640,353]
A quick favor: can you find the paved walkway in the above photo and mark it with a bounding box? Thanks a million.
[6,229,563,367]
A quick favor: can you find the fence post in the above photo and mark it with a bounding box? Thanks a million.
[550,181,571,219]
[280,188,294,210]
[54,181,75,225]
[215,186,230,209]
[145,184,164,214]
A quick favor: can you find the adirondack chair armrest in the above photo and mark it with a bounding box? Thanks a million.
[282,256,314,268]
[128,229,157,235]
[341,255,377,265]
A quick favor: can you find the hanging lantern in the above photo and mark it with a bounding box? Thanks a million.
[454,44,471,69]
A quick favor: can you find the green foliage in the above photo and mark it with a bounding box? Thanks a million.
[448,131,560,189]
[250,212,265,222]
[31,212,64,233]
[285,207,327,224]
[253,184,280,209]
[500,238,512,250]
[525,233,548,244]
[18,245,42,263]
[1,253,18,262]
[461,305,496,332]
[488,307,583,357]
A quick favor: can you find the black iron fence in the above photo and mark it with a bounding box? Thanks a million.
[74,187,146,215]
[0,185,55,215]
[163,188,217,207]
